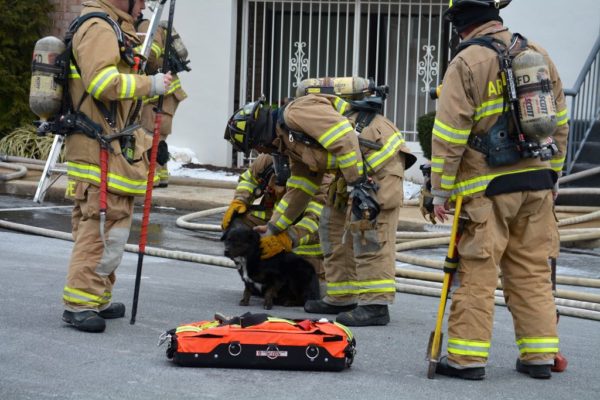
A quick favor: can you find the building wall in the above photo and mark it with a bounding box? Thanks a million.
[48,0,83,38]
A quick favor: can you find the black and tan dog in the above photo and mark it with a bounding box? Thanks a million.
[222,220,319,310]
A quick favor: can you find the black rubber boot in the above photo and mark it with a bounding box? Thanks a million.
[335,305,390,326]
[435,356,486,380]
[98,302,126,319]
[304,299,356,314]
[516,359,552,379]
[62,310,106,333]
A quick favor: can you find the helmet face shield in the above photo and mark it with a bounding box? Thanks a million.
[224,98,274,156]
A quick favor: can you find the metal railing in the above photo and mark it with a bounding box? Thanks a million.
[564,34,600,175]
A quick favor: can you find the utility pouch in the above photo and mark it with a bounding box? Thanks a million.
[469,114,520,167]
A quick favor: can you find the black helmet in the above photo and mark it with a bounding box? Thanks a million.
[224,97,275,156]
[444,0,510,32]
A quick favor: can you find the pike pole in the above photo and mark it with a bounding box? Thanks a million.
[130,0,176,325]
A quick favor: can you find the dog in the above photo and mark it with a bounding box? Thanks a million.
[222,220,320,310]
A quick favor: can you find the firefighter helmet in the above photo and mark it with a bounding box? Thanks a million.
[224,97,275,156]
[444,0,511,25]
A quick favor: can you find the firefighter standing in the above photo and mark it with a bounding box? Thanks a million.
[224,93,415,326]
[62,0,172,333]
[137,18,188,188]
[431,0,568,379]
[221,152,332,296]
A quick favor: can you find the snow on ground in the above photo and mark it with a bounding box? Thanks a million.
[168,146,423,198]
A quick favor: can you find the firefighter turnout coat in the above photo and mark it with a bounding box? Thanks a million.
[270,94,414,305]
[431,21,568,368]
[63,0,161,312]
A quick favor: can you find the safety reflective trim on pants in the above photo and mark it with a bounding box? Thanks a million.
[87,66,120,99]
[293,243,322,256]
[305,201,324,217]
[473,98,508,121]
[441,174,456,190]
[556,108,569,126]
[516,337,559,354]
[431,157,444,173]
[67,161,152,195]
[327,279,396,295]
[449,167,548,200]
[448,338,491,358]
[318,120,355,149]
[365,131,406,171]
[63,286,110,308]
[250,210,267,220]
[550,156,565,172]
[433,118,471,145]
[286,176,319,196]
[119,73,136,99]
[295,216,319,233]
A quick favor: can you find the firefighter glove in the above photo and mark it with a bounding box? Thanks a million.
[327,177,349,210]
[221,199,247,230]
[259,231,293,259]
[419,187,436,224]
[349,178,380,221]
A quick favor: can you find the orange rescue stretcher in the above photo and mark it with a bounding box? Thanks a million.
[160,312,356,371]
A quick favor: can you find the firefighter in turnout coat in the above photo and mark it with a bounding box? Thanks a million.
[137,18,188,187]
[225,93,415,326]
[221,153,332,294]
[62,0,172,333]
[431,0,568,379]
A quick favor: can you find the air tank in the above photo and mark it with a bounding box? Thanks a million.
[512,49,558,140]
[295,77,374,100]
[29,36,65,121]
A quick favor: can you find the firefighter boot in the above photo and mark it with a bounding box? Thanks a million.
[516,359,552,379]
[435,356,486,380]
[304,299,357,314]
[335,305,390,326]
[62,310,106,333]
[98,302,126,319]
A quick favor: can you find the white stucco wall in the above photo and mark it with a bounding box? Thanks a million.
[149,0,238,167]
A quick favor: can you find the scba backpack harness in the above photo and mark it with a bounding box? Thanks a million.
[160,313,356,371]
[457,33,559,167]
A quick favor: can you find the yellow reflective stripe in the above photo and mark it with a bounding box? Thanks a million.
[287,176,319,196]
[333,321,354,340]
[274,199,292,230]
[274,199,288,214]
[550,156,565,172]
[236,181,256,193]
[151,42,162,57]
[88,66,119,99]
[318,120,354,149]
[556,108,568,126]
[266,317,297,325]
[441,174,456,190]
[433,118,470,145]
[166,78,181,95]
[240,169,257,183]
[119,73,135,99]
[69,64,81,79]
[293,243,322,256]
[431,157,444,173]
[295,216,319,233]
[449,167,547,199]
[337,151,358,168]
[333,97,349,114]
[250,210,267,220]
[448,338,491,357]
[326,153,338,169]
[305,201,323,216]
[67,161,152,195]
[516,337,559,354]
[365,131,405,171]
[63,286,104,307]
[473,98,508,121]
[327,279,396,294]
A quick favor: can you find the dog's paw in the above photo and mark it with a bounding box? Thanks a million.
[239,299,250,306]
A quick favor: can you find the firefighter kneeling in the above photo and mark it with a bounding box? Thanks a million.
[224,91,415,326]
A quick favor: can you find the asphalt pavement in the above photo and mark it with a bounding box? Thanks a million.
[1,191,600,400]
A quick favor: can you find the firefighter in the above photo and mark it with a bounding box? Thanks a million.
[220,152,331,296]
[137,18,188,188]
[431,0,568,379]
[62,0,173,333]
[224,93,416,326]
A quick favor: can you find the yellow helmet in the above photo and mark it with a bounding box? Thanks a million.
[224,97,275,156]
